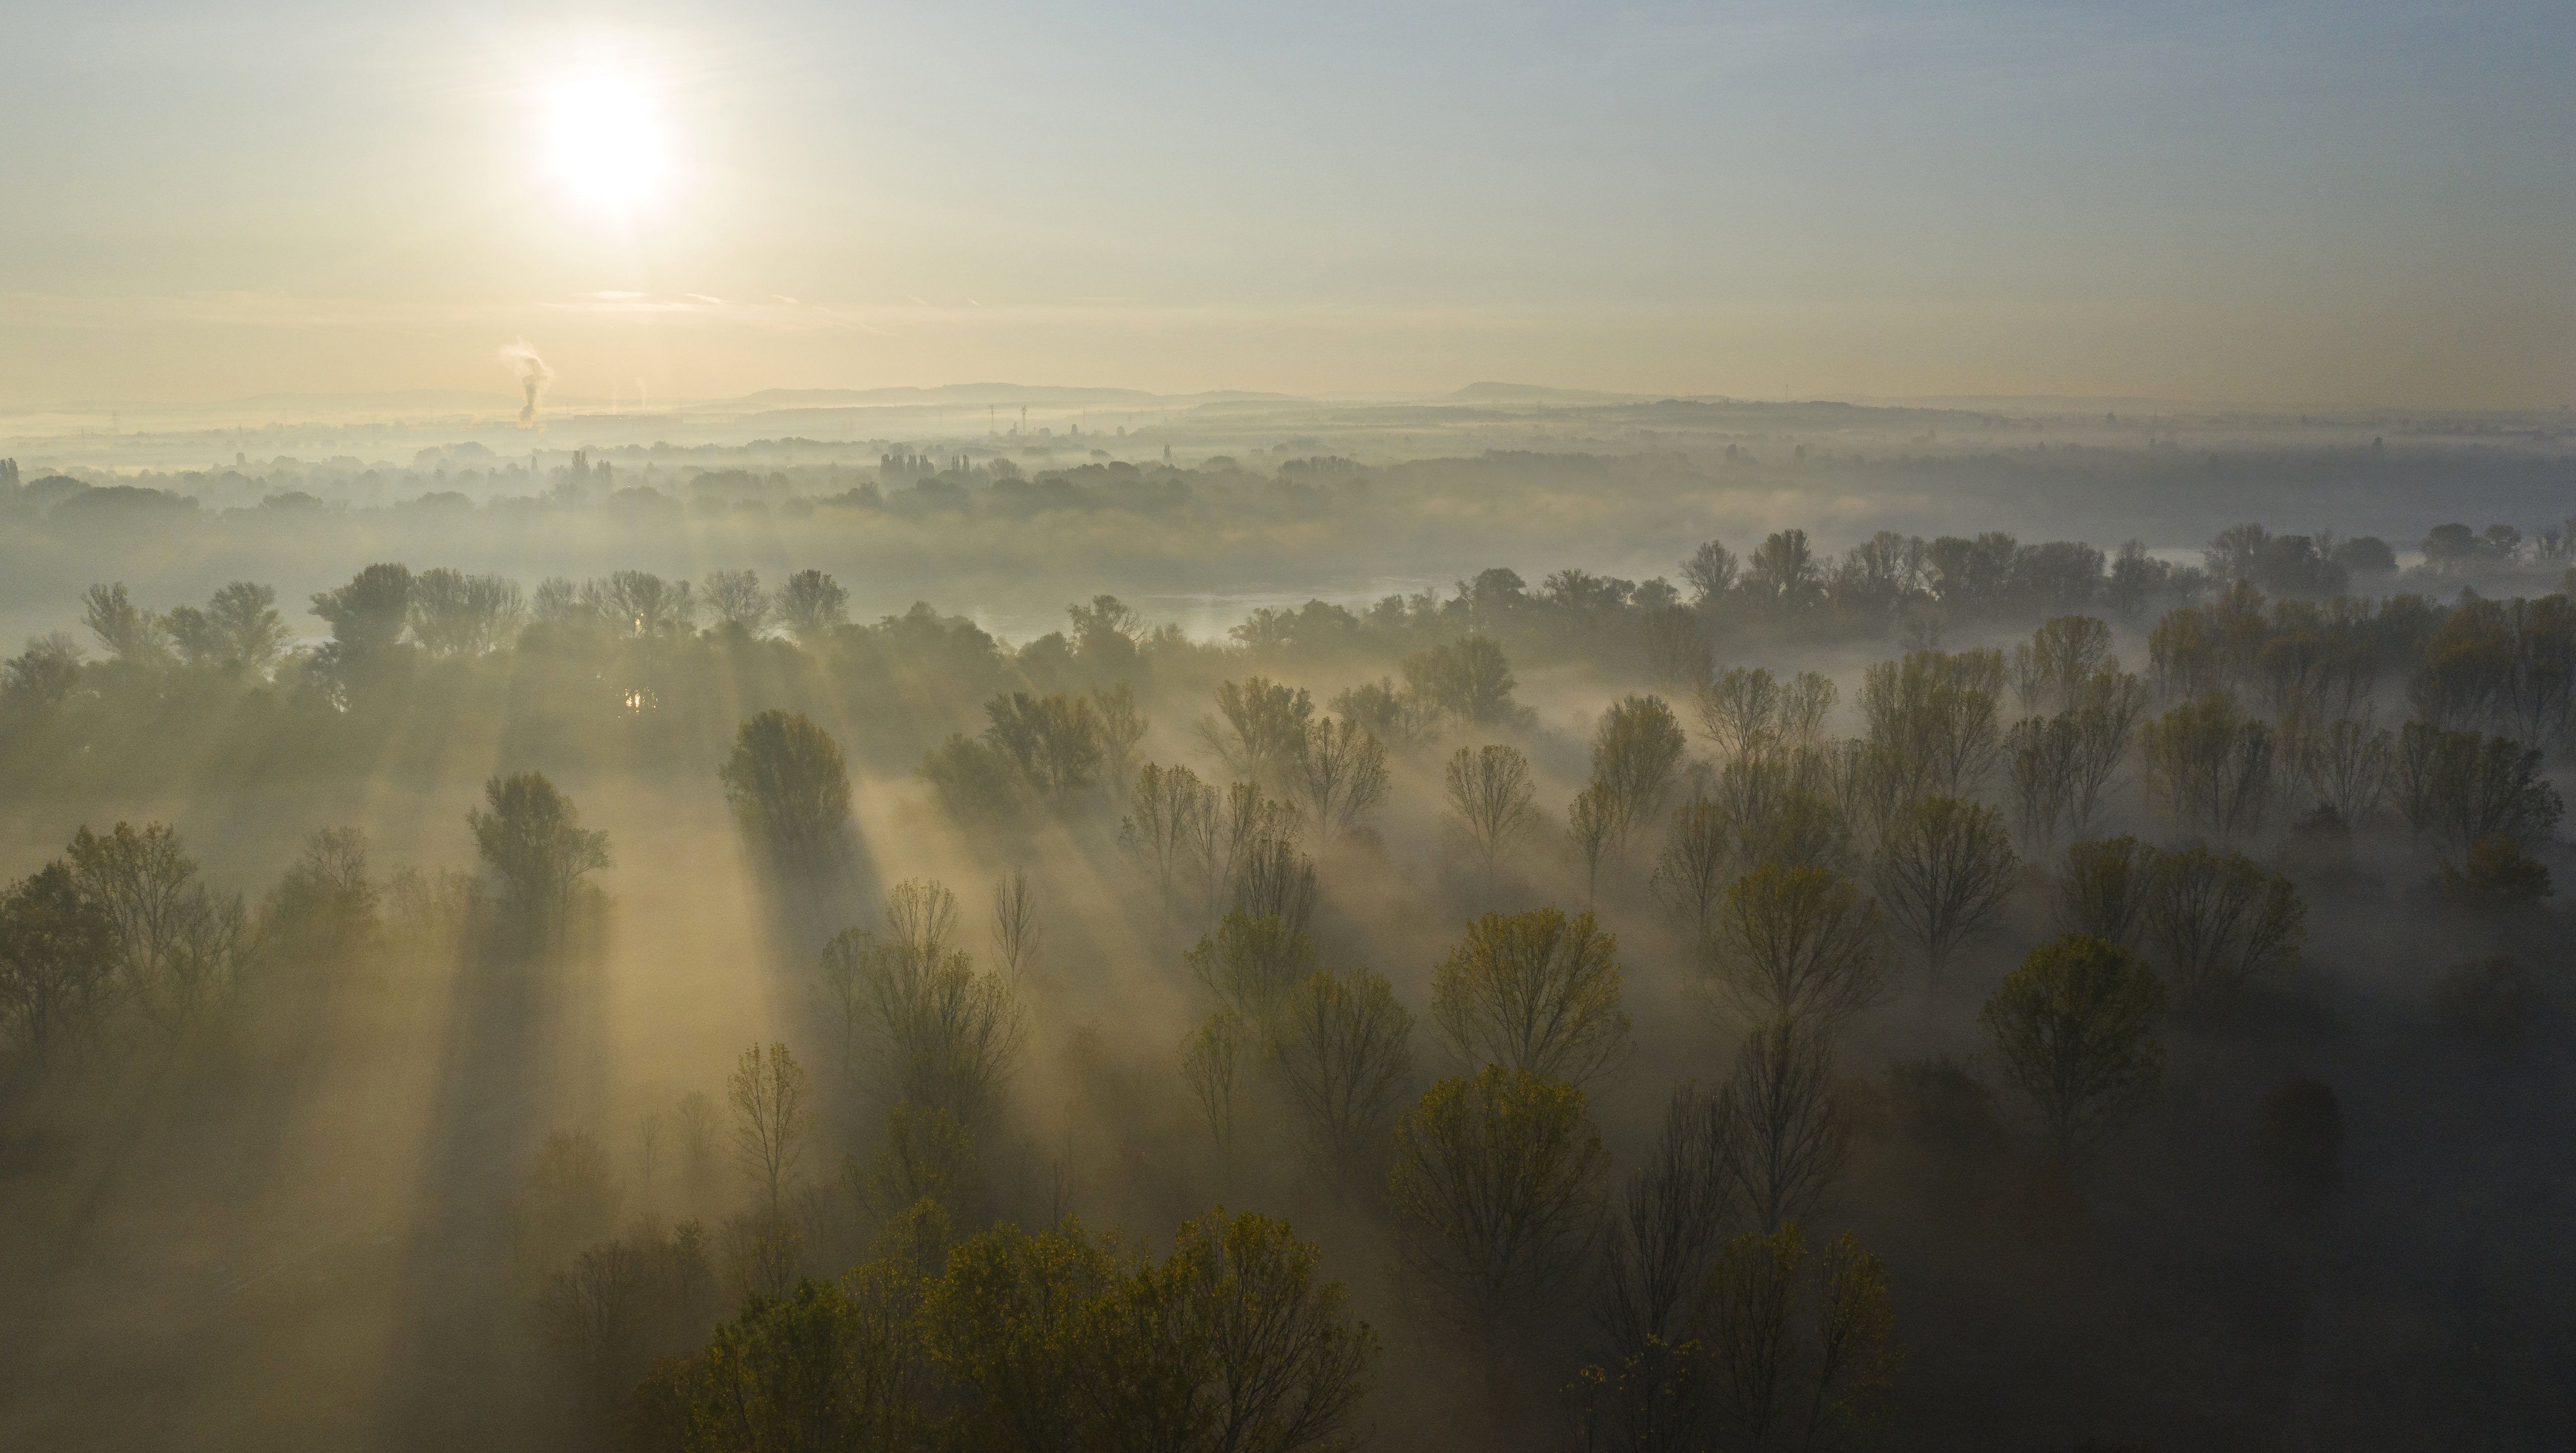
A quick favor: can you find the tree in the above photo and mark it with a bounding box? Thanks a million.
[66,821,199,1008]
[2011,615,2115,715]
[0,862,116,1062]
[1231,836,1318,937]
[1431,909,1630,1087]
[728,1042,814,1221]
[1444,744,1539,897]
[1681,539,1740,605]
[1719,1019,1849,1233]
[1590,695,1690,852]
[1640,605,1712,691]
[1186,912,1315,1024]
[1121,762,1212,919]
[990,868,1042,989]
[1294,716,1392,845]
[1980,935,2165,1162]
[1091,683,1148,803]
[2144,847,2305,1007]
[1181,1009,1251,1170]
[1596,1085,1736,1360]
[1694,669,1835,764]
[258,827,382,967]
[1652,795,1735,952]
[467,773,613,939]
[1144,1209,1378,1453]
[917,1219,1124,1451]
[774,569,850,641]
[2050,836,2156,949]
[405,569,523,656]
[1272,966,1417,1163]
[183,581,290,672]
[1187,782,1301,932]
[309,562,414,658]
[82,581,170,664]
[2391,721,2563,858]
[1858,650,2005,799]
[1199,677,1314,786]
[702,569,771,634]
[2290,715,2392,824]
[1705,866,1894,1031]
[718,711,852,877]
[820,883,1027,1126]
[1568,786,1617,910]
[1,631,84,709]
[688,1266,929,1453]
[1871,796,2017,978]
[1403,636,1523,726]
[1698,1226,1898,1453]
[1388,1066,1608,1331]
[985,692,1105,801]
[2142,693,2276,841]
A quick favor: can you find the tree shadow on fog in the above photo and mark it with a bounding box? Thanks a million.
[371,898,613,1453]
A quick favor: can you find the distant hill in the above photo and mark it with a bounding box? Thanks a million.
[726,384,1304,410]
[213,390,517,413]
[1448,381,1650,404]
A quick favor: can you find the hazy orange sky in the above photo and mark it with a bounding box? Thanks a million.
[3,1,2569,409]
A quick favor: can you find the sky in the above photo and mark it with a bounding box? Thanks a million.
[2,0,2569,409]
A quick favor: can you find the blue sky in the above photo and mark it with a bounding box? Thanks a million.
[3,1,2568,405]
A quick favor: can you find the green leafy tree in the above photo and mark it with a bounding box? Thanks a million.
[719,711,853,877]
[467,773,612,939]
[0,862,117,1062]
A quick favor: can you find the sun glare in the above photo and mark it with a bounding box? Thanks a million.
[543,65,668,214]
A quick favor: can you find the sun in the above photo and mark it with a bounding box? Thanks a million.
[543,65,669,214]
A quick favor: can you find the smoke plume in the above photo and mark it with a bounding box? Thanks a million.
[500,340,555,429]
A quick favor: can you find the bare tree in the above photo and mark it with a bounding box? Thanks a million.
[728,1042,814,1220]
[702,569,772,634]
[774,569,849,641]
[1721,1018,1850,1233]
[820,880,1028,1126]
[1872,796,2017,978]
[1695,668,1785,763]
[2006,713,2084,853]
[1704,866,1895,1031]
[1777,672,1839,757]
[1653,794,1734,950]
[1189,781,1301,930]
[2145,847,2306,1007]
[2391,721,2563,857]
[2142,693,2277,842]
[1597,1084,1737,1355]
[990,868,1042,990]
[1272,966,1417,1163]
[2290,713,2392,824]
[1982,935,2166,1162]
[1444,744,1539,899]
[1181,1009,1251,1171]
[1119,762,1211,919]
[2010,614,2115,715]
[1388,1065,1607,1330]
[1295,716,1392,845]
[1859,649,2006,799]
[1568,786,1617,910]
[1430,908,1630,1087]
[1090,683,1148,804]
[1232,836,1319,939]
[2051,836,2157,949]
